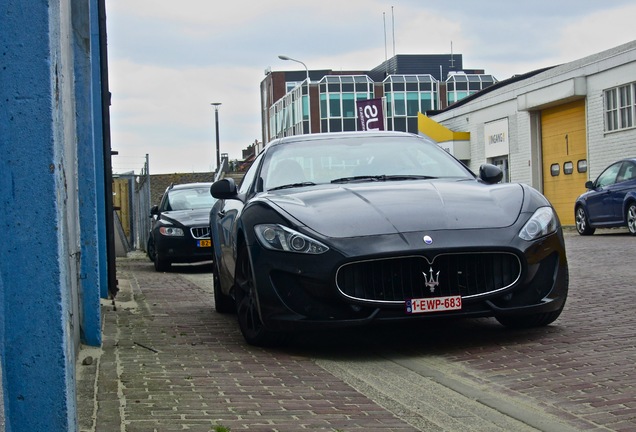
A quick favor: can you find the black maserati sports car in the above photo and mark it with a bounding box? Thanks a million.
[209,131,569,346]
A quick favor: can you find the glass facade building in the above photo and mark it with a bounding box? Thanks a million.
[261,54,497,143]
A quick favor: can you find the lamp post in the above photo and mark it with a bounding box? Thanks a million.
[210,102,221,171]
[278,55,311,134]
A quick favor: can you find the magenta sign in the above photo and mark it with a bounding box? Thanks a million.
[356,98,385,131]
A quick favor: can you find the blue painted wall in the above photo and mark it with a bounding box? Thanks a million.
[0,0,106,429]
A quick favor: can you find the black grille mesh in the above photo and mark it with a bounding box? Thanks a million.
[336,253,521,303]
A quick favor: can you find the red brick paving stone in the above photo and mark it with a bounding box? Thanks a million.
[98,260,419,432]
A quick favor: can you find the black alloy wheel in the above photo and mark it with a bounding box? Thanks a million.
[234,244,281,346]
[575,206,595,235]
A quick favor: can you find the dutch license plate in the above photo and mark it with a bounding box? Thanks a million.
[405,296,462,314]
[197,239,211,248]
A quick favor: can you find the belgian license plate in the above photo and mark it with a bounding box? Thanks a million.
[405,296,462,314]
[197,239,211,247]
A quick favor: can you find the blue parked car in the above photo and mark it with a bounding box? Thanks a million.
[574,157,636,235]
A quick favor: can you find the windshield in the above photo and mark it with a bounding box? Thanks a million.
[261,135,473,191]
[167,187,215,211]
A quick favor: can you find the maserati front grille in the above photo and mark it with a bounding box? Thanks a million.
[336,252,522,304]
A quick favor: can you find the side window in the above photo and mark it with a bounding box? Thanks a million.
[238,153,263,195]
[159,189,171,211]
[624,162,635,181]
[617,162,635,183]
[596,162,621,188]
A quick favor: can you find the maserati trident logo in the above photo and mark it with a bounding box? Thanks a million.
[423,267,440,293]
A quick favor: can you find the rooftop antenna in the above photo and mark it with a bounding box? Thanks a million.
[449,41,455,70]
[383,12,388,76]
[391,6,396,58]
[391,6,396,74]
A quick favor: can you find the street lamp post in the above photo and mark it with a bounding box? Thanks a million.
[278,55,311,134]
[210,102,222,171]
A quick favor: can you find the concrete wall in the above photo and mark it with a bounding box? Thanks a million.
[0,0,106,430]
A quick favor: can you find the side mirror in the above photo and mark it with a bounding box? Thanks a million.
[585,180,594,189]
[478,164,503,184]
[210,178,238,199]
[150,205,159,216]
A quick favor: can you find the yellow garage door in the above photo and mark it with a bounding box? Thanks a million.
[541,100,588,226]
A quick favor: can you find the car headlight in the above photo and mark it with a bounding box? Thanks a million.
[159,226,184,237]
[519,207,558,241]
[254,224,329,254]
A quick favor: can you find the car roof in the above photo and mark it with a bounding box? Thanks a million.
[266,131,429,148]
[167,182,213,191]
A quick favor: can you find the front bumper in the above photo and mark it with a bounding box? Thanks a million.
[154,233,213,264]
[248,228,569,331]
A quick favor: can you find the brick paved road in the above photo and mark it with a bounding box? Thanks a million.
[288,229,636,431]
[78,228,636,431]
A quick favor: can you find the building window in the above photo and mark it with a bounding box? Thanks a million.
[318,75,374,133]
[269,82,309,139]
[446,73,497,107]
[563,161,573,175]
[384,74,438,134]
[550,164,560,176]
[577,159,587,173]
[605,82,636,131]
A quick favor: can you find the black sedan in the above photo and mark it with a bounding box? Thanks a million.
[148,182,216,271]
[209,131,569,346]
[574,157,636,235]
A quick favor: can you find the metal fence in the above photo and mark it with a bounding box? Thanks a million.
[134,156,152,252]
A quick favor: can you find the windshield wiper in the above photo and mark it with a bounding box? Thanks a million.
[331,175,437,184]
[383,175,438,180]
[331,175,387,183]
[268,181,316,191]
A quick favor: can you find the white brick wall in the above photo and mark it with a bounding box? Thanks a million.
[431,40,636,190]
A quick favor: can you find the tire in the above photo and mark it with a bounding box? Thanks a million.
[575,206,595,235]
[234,244,282,346]
[213,260,235,313]
[146,237,156,262]
[153,253,171,272]
[626,202,636,235]
[496,308,564,329]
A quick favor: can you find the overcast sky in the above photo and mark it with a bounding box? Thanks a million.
[106,0,636,175]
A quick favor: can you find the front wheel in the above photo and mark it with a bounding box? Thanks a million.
[234,244,282,346]
[575,206,595,235]
[147,236,156,262]
[496,308,564,329]
[213,260,235,313]
[626,202,636,235]
[154,253,171,272]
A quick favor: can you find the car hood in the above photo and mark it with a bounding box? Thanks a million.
[262,180,524,238]
[160,208,211,227]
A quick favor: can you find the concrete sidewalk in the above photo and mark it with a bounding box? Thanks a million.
[77,257,420,432]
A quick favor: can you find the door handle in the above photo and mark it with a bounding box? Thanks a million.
[217,210,226,218]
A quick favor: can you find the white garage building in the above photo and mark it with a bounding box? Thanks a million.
[424,40,636,225]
